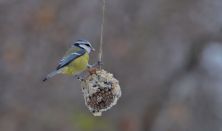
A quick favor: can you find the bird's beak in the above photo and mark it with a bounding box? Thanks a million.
[92,47,95,51]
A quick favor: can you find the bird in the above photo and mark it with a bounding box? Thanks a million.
[43,39,95,82]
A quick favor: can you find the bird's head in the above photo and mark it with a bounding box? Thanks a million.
[73,39,95,53]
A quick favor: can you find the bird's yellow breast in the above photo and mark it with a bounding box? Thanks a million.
[61,53,89,75]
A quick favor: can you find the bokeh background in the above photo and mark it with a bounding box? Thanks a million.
[1,0,222,131]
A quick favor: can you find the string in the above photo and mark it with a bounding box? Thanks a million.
[98,0,106,69]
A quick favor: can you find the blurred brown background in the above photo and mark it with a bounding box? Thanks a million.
[1,0,222,131]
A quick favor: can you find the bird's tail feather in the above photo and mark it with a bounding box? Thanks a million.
[43,70,59,82]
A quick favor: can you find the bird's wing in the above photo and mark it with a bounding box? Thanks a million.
[56,48,86,70]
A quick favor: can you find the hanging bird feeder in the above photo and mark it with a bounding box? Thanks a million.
[80,0,121,116]
[81,69,121,116]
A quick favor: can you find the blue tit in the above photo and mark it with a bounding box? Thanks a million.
[43,39,95,82]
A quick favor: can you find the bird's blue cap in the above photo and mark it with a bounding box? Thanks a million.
[76,39,89,42]
[73,39,95,51]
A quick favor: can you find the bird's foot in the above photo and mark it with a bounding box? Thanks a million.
[74,75,84,81]
[97,61,103,67]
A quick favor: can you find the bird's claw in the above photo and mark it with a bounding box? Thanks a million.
[97,61,103,67]
[74,75,84,81]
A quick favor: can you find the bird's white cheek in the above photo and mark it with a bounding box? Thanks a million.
[84,46,91,53]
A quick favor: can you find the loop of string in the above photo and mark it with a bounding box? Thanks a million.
[98,0,106,69]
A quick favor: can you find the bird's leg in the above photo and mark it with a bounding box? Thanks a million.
[87,64,93,68]
[88,61,103,68]
[86,61,104,75]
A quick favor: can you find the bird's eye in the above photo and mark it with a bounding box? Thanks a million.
[85,44,90,47]
[74,43,79,46]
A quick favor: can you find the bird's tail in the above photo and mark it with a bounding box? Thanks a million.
[43,70,59,82]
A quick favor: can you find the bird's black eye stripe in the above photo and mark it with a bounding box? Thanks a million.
[74,43,79,46]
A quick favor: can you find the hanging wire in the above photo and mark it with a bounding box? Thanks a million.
[98,0,106,69]
[81,0,122,116]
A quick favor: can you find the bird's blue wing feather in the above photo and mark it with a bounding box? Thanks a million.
[56,49,86,70]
